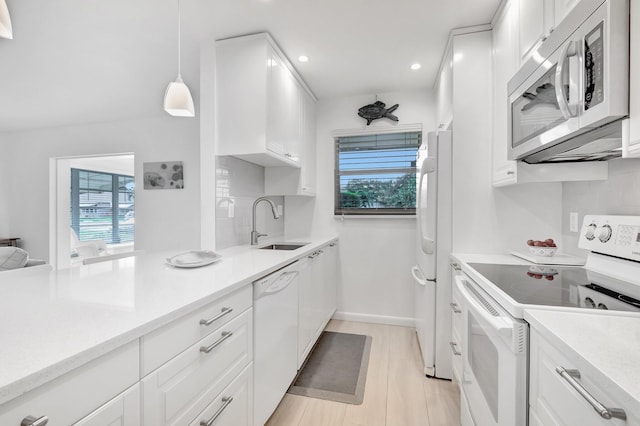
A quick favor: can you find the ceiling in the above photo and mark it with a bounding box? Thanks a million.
[0,0,500,133]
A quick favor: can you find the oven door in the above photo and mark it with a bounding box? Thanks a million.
[455,275,528,426]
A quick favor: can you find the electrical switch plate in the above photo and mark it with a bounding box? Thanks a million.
[570,212,579,233]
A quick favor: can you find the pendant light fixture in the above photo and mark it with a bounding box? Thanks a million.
[0,0,13,40]
[163,0,195,117]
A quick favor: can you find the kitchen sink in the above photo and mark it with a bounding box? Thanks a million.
[259,243,308,250]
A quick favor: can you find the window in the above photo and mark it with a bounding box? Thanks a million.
[335,131,421,215]
[70,168,135,245]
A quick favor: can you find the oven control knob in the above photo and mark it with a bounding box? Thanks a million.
[597,303,608,310]
[585,223,597,241]
[584,297,596,308]
[597,224,612,243]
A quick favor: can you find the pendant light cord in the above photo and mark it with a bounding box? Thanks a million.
[177,0,182,77]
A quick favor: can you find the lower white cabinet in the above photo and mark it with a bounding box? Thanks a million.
[0,340,139,426]
[449,263,463,384]
[74,384,140,426]
[141,309,252,425]
[188,364,253,426]
[297,240,338,368]
[529,328,636,425]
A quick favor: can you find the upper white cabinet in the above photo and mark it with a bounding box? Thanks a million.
[435,46,453,130]
[626,0,640,157]
[518,0,555,62]
[216,33,316,168]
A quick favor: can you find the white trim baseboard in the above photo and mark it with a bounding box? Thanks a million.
[332,311,416,328]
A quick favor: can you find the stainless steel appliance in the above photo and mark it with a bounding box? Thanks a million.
[455,215,640,425]
[508,0,629,163]
[411,130,453,379]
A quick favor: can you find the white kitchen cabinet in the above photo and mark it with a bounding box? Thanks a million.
[435,45,453,129]
[297,241,338,367]
[265,89,317,196]
[529,328,637,425]
[626,0,640,157]
[141,309,252,425]
[216,33,316,169]
[491,0,609,186]
[518,0,555,62]
[554,0,581,27]
[449,263,463,384]
[74,384,140,426]
[188,365,252,426]
[0,340,139,426]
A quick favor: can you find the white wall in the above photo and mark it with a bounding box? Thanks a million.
[215,156,284,249]
[286,89,435,324]
[0,134,10,236]
[562,158,640,256]
[451,31,563,255]
[3,116,200,261]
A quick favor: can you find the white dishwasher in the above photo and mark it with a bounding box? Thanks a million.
[253,260,300,426]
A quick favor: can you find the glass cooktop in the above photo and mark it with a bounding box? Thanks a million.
[468,263,640,312]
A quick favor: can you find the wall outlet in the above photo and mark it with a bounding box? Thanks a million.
[569,212,579,233]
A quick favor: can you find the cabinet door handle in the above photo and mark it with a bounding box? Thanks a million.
[329,242,337,247]
[450,303,462,314]
[556,367,627,420]
[506,170,515,176]
[200,396,234,426]
[21,416,49,426]
[451,263,461,271]
[449,341,461,356]
[200,307,233,326]
[200,331,233,354]
[308,250,323,259]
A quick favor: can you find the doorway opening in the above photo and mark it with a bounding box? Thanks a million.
[51,153,135,269]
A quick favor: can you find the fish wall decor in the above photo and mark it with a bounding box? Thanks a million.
[357,101,399,125]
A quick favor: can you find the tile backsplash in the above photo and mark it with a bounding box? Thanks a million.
[215,156,284,249]
[562,158,640,255]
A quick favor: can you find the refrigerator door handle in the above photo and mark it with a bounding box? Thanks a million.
[417,160,435,255]
[411,265,434,286]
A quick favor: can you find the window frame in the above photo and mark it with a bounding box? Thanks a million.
[70,168,135,245]
[333,126,422,216]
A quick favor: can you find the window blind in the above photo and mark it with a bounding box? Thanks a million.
[70,169,135,245]
[335,131,421,215]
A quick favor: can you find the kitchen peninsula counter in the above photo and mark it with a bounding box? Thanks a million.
[0,236,337,405]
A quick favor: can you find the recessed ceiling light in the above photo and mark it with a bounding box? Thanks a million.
[411,63,421,70]
[298,55,309,63]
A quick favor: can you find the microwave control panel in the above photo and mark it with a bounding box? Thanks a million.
[579,215,640,262]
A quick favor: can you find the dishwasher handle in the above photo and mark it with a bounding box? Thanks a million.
[255,271,298,299]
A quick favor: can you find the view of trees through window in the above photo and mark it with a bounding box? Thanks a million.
[335,131,421,215]
[70,169,135,244]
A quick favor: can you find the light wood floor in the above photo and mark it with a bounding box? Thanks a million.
[266,320,461,426]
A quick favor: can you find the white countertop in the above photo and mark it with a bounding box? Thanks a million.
[525,309,640,414]
[0,235,336,405]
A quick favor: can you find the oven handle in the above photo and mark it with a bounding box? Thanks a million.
[455,276,513,338]
[555,40,578,119]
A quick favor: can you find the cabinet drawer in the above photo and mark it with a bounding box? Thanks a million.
[188,364,253,426]
[0,340,139,426]
[142,285,252,375]
[530,330,634,425]
[74,383,140,426]
[142,309,253,426]
[450,328,463,384]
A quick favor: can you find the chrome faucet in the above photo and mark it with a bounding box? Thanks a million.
[251,197,281,245]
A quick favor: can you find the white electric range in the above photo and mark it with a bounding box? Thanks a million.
[452,215,640,426]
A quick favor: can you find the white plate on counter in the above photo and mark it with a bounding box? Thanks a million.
[166,250,222,268]
[510,250,585,266]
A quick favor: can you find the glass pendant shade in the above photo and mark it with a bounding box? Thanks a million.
[0,0,13,40]
[164,75,195,117]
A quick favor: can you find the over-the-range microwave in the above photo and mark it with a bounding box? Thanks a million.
[507,0,629,164]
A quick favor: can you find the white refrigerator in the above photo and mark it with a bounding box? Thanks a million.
[410,130,452,379]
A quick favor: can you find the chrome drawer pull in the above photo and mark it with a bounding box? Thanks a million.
[308,251,322,259]
[329,242,337,247]
[200,331,233,354]
[451,263,461,271]
[449,341,461,356]
[21,416,49,426]
[450,302,462,313]
[200,396,233,426]
[556,367,627,420]
[200,307,233,326]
